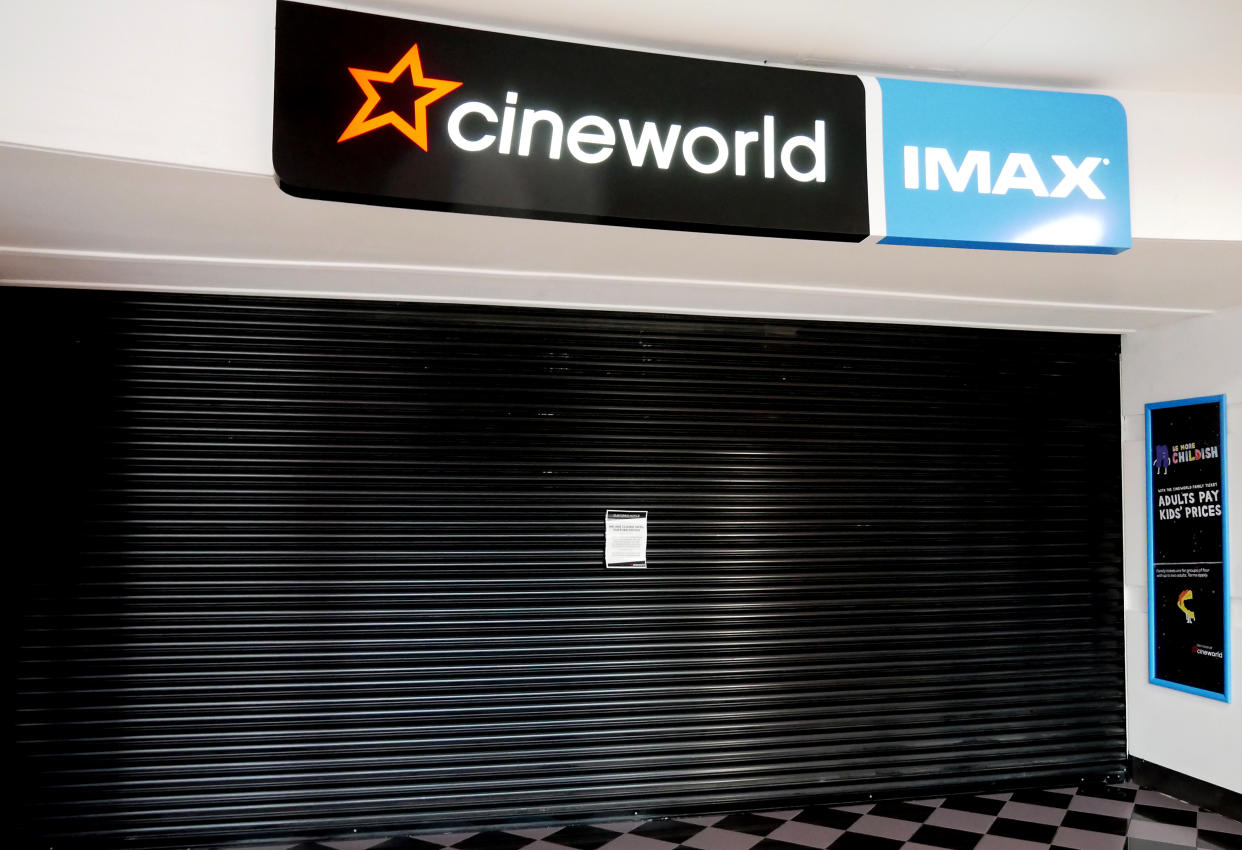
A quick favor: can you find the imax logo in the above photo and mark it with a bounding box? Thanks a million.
[902,146,1108,199]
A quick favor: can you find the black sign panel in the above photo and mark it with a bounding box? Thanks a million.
[1146,396,1230,700]
[273,1,870,241]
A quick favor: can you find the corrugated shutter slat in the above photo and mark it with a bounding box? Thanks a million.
[9,288,1124,849]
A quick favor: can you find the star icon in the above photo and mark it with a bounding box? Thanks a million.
[337,44,462,150]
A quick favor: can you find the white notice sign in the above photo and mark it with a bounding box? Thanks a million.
[605,510,648,568]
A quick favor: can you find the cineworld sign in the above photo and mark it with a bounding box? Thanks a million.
[273,1,1131,254]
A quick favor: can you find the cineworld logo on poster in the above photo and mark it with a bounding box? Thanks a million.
[336,43,833,183]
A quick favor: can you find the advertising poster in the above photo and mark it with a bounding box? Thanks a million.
[1146,395,1230,701]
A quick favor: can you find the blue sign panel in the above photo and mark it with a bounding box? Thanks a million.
[874,78,1130,254]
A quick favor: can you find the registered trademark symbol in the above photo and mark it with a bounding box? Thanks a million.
[1103,158,1110,165]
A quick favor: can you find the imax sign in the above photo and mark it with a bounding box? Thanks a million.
[873,78,1130,253]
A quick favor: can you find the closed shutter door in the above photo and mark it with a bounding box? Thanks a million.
[11,287,1124,849]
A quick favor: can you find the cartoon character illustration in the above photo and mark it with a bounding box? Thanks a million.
[1153,445,1171,475]
[1177,589,1195,623]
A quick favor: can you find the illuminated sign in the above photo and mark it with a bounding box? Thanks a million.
[273,1,870,242]
[442,93,831,183]
[272,1,1131,253]
[874,79,1131,253]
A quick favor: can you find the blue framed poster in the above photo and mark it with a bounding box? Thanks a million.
[1145,395,1230,701]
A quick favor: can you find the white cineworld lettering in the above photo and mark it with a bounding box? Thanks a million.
[567,115,615,164]
[734,130,759,176]
[762,115,776,178]
[444,91,827,182]
[446,102,497,151]
[781,120,826,183]
[499,91,518,154]
[518,109,564,159]
[618,119,681,169]
[682,126,729,174]
[902,146,1107,199]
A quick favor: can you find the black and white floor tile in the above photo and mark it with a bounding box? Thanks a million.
[237,782,1242,850]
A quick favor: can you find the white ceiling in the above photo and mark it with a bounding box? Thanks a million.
[365,0,1242,95]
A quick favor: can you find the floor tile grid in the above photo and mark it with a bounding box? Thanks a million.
[253,781,1242,850]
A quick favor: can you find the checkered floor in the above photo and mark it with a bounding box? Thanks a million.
[243,782,1242,850]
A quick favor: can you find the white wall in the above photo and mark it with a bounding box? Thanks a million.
[1121,305,1242,792]
[1,0,1241,242]
[1120,89,1242,242]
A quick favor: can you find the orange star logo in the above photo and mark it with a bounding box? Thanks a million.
[337,44,462,150]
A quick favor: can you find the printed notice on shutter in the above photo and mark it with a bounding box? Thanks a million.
[605,510,648,568]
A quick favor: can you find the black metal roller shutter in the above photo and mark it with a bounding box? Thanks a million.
[10,286,1124,849]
